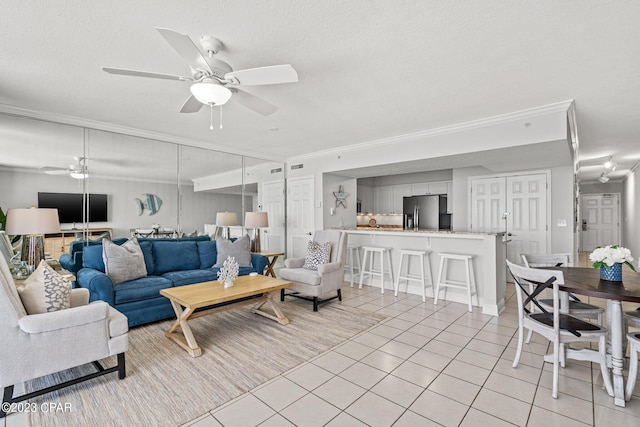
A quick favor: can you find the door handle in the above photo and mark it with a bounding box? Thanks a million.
[306,232,312,236]
[507,232,515,237]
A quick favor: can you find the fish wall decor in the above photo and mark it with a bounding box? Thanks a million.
[135,193,163,216]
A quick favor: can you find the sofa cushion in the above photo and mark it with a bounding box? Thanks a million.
[162,269,218,287]
[152,241,200,275]
[102,237,148,285]
[278,267,322,286]
[113,275,173,305]
[214,235,251,267]
[18,260,72,314]
[83,239,153,274]
[197,240,218,269]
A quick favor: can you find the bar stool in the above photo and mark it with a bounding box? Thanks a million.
[394,249,433,302]
[434,253,477,312]
[359,246,394,294]
[345,245,362,287]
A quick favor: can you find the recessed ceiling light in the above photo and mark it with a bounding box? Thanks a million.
[268,127,279,132]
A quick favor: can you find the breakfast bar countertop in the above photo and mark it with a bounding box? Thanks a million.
[333,227,504,239]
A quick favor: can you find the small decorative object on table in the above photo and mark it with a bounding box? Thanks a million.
[589,245,636,282]
[217,256,239,288]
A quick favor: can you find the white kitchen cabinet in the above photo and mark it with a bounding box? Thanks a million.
[357,185,374,213]
[393,184,412,214]
[411,183,429,195]
[373,185,393,214]
[411,181,449,196]
[446,181,453,213]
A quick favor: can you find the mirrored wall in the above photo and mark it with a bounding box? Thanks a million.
[0,113,285,258]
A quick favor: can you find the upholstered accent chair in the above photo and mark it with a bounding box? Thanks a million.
[0,256,128,418]
[279,230,348,311]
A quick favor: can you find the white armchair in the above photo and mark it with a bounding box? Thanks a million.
[0,256,128,418]
[279,230,348,311]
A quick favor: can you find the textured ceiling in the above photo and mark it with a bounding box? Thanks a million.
[0,1,638,183]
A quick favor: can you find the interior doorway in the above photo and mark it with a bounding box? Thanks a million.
[470,172,549,264]
[286,176,315,258]
[580,193,620,252]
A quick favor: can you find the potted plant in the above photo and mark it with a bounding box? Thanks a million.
[589,245,636,282]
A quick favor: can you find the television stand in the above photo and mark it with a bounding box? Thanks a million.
[44,228,112,260]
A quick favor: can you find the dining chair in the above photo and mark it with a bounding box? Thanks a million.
[521,254,604,326]
[507,260,613,399]
[626,332,640,401]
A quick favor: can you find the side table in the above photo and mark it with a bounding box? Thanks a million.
[254,252,285,278]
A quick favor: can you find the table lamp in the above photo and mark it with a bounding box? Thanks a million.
[5,207,60,270]
[245,212,269,253]
[215,212,237,239]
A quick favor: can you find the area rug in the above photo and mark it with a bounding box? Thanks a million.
[25,299,386,427]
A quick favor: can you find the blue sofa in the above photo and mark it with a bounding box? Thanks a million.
[73,238,268,327]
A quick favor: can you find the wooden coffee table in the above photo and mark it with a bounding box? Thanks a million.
[160,275,292,357]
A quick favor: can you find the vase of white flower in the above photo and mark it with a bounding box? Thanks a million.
[217,256,239,288]
[589,245,636,282]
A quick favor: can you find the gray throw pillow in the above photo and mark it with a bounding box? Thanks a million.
[214,235,252,267]
[102,237,148,285]
[302,241,331,270]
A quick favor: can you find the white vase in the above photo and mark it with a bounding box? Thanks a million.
[224,280,234,288]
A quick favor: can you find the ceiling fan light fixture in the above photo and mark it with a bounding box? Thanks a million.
[190,80,232,106]
[69,171,88,179]
[598,173,610,184]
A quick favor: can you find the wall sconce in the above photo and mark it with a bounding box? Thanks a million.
[245,212,269,253]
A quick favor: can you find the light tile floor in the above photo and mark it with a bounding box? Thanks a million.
[4,279,640,427]
[177,283,640,427]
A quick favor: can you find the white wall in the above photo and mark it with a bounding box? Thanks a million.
[623,168,639,265]
[550,166,575,255]
[369,170,453,186]
[580,182,624,194]
[451,166,492,231]
[322,173,357,229]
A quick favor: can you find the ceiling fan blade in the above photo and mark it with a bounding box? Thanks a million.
[225,64,298,86]
[180,95,204,113]
[102,67,192,81]
[155,27,212,73]
[230,89,278,116]
[40,167,69,175]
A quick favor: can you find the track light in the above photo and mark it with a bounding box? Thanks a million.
[603,157,617,172]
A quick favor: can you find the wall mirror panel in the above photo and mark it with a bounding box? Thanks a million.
[0,112,287,264]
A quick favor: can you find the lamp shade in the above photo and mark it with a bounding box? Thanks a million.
[190,80,232,106]
[216,212,238,227]
[5,208,60,235]
[245,212,269,228]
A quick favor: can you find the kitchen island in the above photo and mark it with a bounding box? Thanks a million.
[339,228,506,316]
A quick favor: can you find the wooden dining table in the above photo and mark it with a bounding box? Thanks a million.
[548,266,640,407]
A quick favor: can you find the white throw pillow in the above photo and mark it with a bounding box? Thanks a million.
[302,241,331,270]
[102,237,148,285]
[214,235,252,267]
[18,260,72,314]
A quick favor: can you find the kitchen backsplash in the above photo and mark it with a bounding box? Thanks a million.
[356,213,403,228]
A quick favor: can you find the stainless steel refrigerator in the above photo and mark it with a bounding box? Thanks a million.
[403,195,451,230]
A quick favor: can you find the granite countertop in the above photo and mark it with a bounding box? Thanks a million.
[333,227,504,236]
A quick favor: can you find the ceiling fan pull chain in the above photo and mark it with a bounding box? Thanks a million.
[209,104,214,130]
[220,106,223,130]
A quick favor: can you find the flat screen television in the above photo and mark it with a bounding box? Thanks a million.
[38,192,108,224]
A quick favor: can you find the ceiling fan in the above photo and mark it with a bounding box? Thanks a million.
[102,27,298,122]
[40,156,88,179]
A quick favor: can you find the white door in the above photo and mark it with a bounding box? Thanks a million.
[471,173,549,264]
[261,180,285,253]
[287,176,314,258]
[581,194,620,252]
[470,177,506,233]
[505,174,548,263]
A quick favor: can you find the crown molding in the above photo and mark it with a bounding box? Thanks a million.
[0,104,285,163]
[287,100,574,162]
